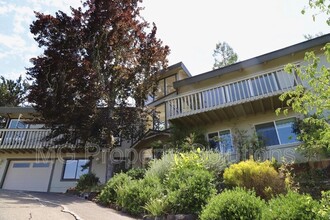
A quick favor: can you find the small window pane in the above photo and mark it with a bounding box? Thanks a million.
[8,120,28,129]
[155,79,165,99]
[33,162,50,168]
[76,160,89,178]
[219,130,233,153]
[276,118,298,144]
[63,160,78,179]
[153,104,166,131]
[165,75,176,94]
[145,94,154,105]
[13,162,30,168]
[208,132,219,150]
[255,122,279,146]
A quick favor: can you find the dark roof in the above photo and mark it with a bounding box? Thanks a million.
[174,33,330,88]
[160,62,192,78]
[0,106,35,114]
[130,129,171,149]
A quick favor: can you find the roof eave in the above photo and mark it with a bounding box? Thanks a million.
[174,33,330,88]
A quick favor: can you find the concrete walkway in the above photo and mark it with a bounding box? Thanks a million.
[0,190,138,220]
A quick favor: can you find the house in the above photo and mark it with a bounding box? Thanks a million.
[0,34,329,193]
[133,34,330,165]
[0,63,191,192]
[130,62,192,167]
[0,107,106,192]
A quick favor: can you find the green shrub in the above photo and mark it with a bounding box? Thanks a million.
[318,190,330,219]
[166,165,216,215]
[200,188,265,220]
[76,173,100,193]
[199,150,228,191]
[199,150,228,176]
[223,159,286,200]
[165,151,216,214]
[145,150,228,183]
[145,151,175,181]
[125,168,146,180]
[117,175,163,216]
[263,191,321,220]
[144,197,168,217]
[97,173,131,205]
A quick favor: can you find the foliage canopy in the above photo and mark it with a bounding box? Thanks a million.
[0,76,29,107]
[302,0,330,25]
[212,41,238,69]
[277,43,330,158]
[27,0,170,147]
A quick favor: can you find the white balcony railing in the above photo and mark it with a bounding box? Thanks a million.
[166,68,300,119]
[0,129,58,149]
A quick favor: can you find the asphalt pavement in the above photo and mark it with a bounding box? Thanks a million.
[0,189,137,220]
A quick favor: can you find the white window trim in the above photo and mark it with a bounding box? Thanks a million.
[254,117,298,147]
[62,159,90,180]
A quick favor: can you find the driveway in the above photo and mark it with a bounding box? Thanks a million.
[0,189,138,220]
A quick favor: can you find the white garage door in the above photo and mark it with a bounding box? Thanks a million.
[3,160,53,192]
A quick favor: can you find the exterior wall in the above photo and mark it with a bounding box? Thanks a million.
[0,157,8,186]
[201,110,305,163]
[132,148,153,168]
[177,69,190,80]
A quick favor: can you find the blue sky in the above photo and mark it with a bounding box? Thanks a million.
[0,0,329,80]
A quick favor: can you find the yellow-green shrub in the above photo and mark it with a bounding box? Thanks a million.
[223,159,286,200]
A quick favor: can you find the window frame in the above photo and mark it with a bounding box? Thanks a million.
[254,117,299,147]
[207,129,234,153]
[152,103,167,131]
[145,73,178,105]
[61,159,90,181]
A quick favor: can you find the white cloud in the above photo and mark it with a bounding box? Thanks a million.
[0,3,14,15]
[0,34,26,49]
[12,6,35,34]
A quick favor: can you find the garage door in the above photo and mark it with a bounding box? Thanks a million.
[3,160,53,192]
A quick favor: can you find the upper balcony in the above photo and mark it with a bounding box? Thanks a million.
[0,128,91,152]
[166,67,300,124]
[0,128,55,152]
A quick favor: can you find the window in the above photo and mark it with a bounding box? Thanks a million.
[3,119,29,145]
[63,159,89,180]
[165,75,176,94]
[219,130,233,153]
[33,162,50,168]
[208,130,233,153]
[8,119,29,129]
[153,104,167,131]
[145,94,155,105]
[208,132,219,150]
[154,79,165,99]
[145,74,177,105]
[255,118,298,147]
[13,162,30,168]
